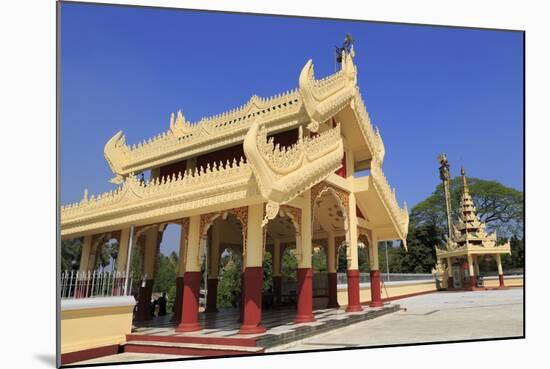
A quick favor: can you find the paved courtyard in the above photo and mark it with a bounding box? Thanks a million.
[69,289,523,365]
[270,289,524,352]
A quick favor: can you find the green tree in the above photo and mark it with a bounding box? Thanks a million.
[358,245,370,272]
[397,223,440,273]
[61,238,83,271]
[412,176,523,238]
[282,249,298,279]
[337,244,347,273]
[153,251,178,311]
[95,240,119,270]
[405,177,524,272]
[217,252,242,308]
[312,247,327,272]
[153,251,177,293]
[377,241,402,273]
[262,251,273,292]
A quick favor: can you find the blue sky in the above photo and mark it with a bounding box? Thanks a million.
[60,3,523,255]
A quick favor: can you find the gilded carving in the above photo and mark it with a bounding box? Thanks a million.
[310,181,349,220]
[62,47,410,260]
[280,205,301,237]
[244,117,344,226]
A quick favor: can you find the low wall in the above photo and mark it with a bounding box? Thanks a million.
[61,296,136,362]
[482,274,524,288]
[337,279,437,306]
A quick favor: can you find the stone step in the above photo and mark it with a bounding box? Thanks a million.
[126,333,259,347]
[124,340,264,357]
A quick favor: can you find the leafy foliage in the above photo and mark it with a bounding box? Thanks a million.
[94,239,119,270]
[337,244,347,272]
[312,247,327,272]
[61,238,83,271]
[262,251,273,293]
[396,224,440,273]
[377,241,402,274]
[412,176,523,238]
[217,251,242,308]
[401,177,524,273]
[153,252,178,311]
[282,249,298,279]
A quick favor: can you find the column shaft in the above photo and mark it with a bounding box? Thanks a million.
[295,191,315,322]
[496,254,505,288]
[346,192,362,312]
[327,234,339,308]
[136,226,158,321]
[173,223,188,322]
[467,254,475,290]
[115,228,131,272]
[447,257,454,289]
[369,230,383,307]
[272,239,282,306]
[205,221,221,313]
[239,203,266,334]
[78,235,93,271]
[176,215,203,332]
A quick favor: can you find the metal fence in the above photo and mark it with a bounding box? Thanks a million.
[336,272,434,285]
[60,270,133,300]
[480,269,524,277]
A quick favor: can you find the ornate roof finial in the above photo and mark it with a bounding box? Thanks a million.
[170,109,191,137]
[335,33,354,67]
[461,166,469,194]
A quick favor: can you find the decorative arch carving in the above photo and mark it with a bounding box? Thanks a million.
[199,207,248,260]
[279,205,301,237]
[358,227,371,248]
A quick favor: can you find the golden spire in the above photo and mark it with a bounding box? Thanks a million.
[461,166,469,195]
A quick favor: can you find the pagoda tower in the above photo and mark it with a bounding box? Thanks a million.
[434,161,511,290]
[450,167,498,249]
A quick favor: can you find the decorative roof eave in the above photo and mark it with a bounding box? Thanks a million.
[243,117,345,226]
[61,160,257,238]
[298,48,358,133]
[62,118,347,237]
[298,47,385,167]
[103,50,372,183]
[435,242,511,258]
[368,160,409,249]
[104,90,306,183]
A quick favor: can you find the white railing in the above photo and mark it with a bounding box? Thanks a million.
[337,272,434,285]
[60,270,133,300]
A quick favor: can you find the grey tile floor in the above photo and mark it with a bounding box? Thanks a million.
[269,289,524,352]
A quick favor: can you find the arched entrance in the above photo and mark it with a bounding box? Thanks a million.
[265,206,314,323]
[311,183,363,312]
[200,212,245,315]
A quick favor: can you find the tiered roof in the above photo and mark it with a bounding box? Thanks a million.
[436,168,510,257]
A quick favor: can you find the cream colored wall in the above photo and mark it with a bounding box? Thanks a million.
[61,298,135,354]
[483,276,524,288]
[337,280,437,306]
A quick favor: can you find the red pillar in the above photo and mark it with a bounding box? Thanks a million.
[239,267,266,334]
[172,276,184,322]
[498,274,506,288]
[327,272,339,309]
[238,272,245,323]
[295,268,315,323]
[176,271,202,332]
[369,270,383,307]
[346,269,363,312]
[273,276,282,306]
[136,279,154,321]
[447,276,454,289]
[204,278,219,313]
[469,275,476,290]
